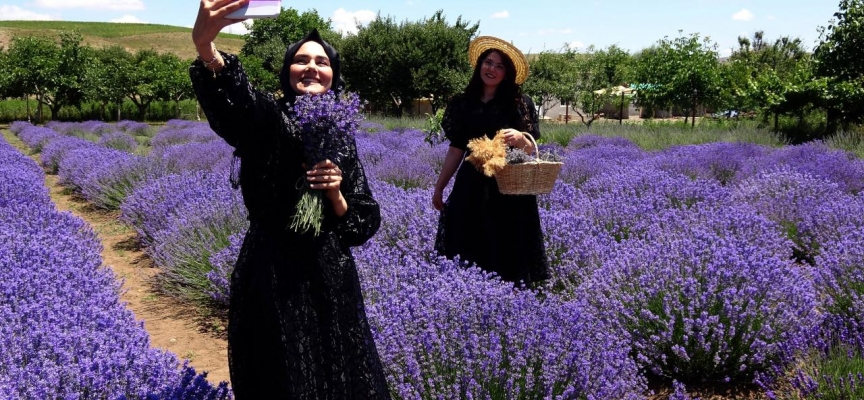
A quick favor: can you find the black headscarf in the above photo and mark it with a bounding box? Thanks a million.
[278,29,345,105]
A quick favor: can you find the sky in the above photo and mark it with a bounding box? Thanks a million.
[0,0,842,56]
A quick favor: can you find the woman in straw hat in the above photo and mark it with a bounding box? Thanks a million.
[432,36,550,286]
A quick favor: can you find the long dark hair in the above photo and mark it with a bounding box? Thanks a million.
[464,49,530,131]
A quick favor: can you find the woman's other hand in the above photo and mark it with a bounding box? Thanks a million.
[306,160,348,216]
[500,128,534,154]
[307,159,343,195]
[192,0,249,50]
[432,189,444,211]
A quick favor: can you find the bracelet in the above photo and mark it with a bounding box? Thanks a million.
[197,43,221,78]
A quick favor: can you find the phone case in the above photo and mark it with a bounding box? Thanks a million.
[225,0,281,19]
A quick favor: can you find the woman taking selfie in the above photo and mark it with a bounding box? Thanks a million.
[432,36,550,287]
[189,1,391,398]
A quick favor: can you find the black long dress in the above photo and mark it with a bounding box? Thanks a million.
[190,53,391,399]
[435,93,550,285]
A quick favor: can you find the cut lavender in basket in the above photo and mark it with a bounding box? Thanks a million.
[506,147,533,164]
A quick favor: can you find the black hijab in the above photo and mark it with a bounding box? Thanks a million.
[278,29,345,105]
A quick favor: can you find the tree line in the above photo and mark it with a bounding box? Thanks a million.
[0,0,861,141]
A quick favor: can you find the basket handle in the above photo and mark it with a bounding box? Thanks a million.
[522,132,540,158]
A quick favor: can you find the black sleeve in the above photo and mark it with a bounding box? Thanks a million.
[522,94,541,141]
[189,52,283,153]
[325,138,380,246]
[441,95,468,151]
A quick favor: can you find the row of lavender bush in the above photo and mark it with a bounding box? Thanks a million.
[11,118,864,398]
[0,131,231,398]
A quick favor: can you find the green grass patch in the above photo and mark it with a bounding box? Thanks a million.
[368,115,789,150]
[0,20,243,39]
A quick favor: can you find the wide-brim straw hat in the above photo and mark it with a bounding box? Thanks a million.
[468,36,529,85]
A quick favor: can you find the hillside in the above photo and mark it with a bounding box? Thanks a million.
[0,21,246,60]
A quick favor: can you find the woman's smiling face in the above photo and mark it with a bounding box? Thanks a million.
[480,51,507,88]
[289,41,333,95]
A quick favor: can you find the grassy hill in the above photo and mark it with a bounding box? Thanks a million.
[0,21,246,60]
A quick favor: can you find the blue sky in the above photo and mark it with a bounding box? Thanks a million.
[0,0,841,56]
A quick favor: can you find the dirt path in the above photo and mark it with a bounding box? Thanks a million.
[2,130,231,386]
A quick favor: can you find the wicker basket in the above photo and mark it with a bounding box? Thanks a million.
[496,133,562,195]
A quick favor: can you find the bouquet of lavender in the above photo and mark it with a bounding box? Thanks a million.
[290,90,364,236]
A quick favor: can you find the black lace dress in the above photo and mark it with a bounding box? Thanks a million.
[190,53,391,400]
[435,93,550,285]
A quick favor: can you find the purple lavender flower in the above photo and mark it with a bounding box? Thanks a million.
[289,91,364,235]
[98,131,138,152]
[292,90,363,166]
[121,170,248,304]
[40,136,94,174]
[0,135,231,398]
[151,122,220,148]
[206,232,244,306]
[16,125,60,152]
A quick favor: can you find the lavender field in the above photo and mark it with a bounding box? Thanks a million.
[0,126,230,399]
[6,118,864,399]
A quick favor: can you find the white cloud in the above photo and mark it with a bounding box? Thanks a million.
[568,40,585,50]
[720,47,733,57]
[34,0,143,10]
[331,8,375,35]
[732,8,754,21]
[491,10,509,19]
[221,20,252,35]
[767,15,776,20]
[0,5,54,20]
[111,14,144,23]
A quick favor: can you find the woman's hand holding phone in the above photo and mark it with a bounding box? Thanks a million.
[193,0,250,50]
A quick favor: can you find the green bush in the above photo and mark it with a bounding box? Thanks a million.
[0,99,202,123]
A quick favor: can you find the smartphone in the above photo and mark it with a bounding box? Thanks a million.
[225,0,281,19]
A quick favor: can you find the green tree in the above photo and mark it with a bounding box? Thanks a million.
[523,50,575,119]
[5,31,92,122]
[726,31,810,130]
[85,45,134,121]
[54,31,91,117]
[634,33,722,127]
[5,35,59,122]
[240,8,336,95]
[814,0,864,131]
[340,14,402,115]
[152,52,194,119]
[341,11,477,116]
[401,11,478,113]
[123,49,163,120]
[561,46,632,127]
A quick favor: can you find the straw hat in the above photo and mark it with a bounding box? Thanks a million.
[468,36,529,85]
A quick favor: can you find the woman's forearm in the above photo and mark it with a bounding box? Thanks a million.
[435,147,465,192]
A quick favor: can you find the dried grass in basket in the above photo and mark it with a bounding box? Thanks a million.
[496,133,562,195]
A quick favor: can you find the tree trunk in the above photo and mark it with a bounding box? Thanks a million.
[691,96,698,128]
[138,104,147,121]
[565,102,570,125]
[619,93,624,125]
[36,95,44,124]
[25,95,31,123]
[50,103,63,121]
[826,108,840,135]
